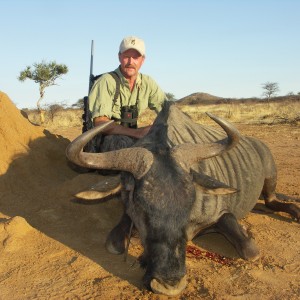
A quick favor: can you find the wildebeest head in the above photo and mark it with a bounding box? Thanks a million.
[66,102,240,296]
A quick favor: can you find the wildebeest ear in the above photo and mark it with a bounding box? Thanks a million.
[191,170,237,195]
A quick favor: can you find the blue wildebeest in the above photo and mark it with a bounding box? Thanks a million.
[66,101,299,296]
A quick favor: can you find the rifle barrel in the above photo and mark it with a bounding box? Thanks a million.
[89,40,94,93]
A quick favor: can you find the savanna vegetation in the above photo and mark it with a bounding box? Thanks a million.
[23,93,300,129]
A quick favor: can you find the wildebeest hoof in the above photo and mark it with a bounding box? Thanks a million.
[290,203,300,222]
[239,238,260,261]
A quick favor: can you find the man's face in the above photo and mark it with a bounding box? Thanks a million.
[119,49,145,79]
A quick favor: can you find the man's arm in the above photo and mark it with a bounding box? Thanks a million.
[94,116,151,139]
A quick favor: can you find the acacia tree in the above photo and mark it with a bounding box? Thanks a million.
[165,92,176,101]
[261,82,280,100]
[72,98,84,109]
[18,60,68,122]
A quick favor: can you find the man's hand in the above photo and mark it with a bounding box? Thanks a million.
[134,125,152,138]
[93,116,151,139]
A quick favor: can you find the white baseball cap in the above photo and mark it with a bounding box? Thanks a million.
[119,36,146,56]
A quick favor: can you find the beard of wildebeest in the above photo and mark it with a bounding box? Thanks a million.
[125,150,196,294]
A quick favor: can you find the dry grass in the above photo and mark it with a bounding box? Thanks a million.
[26,108,83,128]
[139,98,300,127]
[24,97,300,129]
[178,99,300,125]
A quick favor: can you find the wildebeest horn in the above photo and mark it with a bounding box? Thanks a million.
[66,121,153,179]
[171,112,240,172]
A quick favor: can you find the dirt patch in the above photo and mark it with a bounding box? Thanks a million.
[0,92,299,299]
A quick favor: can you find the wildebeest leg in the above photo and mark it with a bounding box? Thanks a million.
[105,213,132,254]
[215,213,259,260]
[262,177,300,221]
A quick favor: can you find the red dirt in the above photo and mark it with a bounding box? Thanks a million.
[0,92,299,299]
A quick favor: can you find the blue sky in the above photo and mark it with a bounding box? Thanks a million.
[1,0,299,109]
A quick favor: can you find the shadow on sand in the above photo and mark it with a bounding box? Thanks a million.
[1,129,298,290]
[0,131,144,288]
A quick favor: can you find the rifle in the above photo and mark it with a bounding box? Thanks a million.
[82,40,96,152]
[81,41,121,153]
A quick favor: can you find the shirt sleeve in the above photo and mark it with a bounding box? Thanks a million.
[88,74,115,119]
[147,76,167,113]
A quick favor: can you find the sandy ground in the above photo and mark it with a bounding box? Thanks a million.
[0,92,299,299]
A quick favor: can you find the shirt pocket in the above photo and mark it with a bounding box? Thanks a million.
[137,96,149,113]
